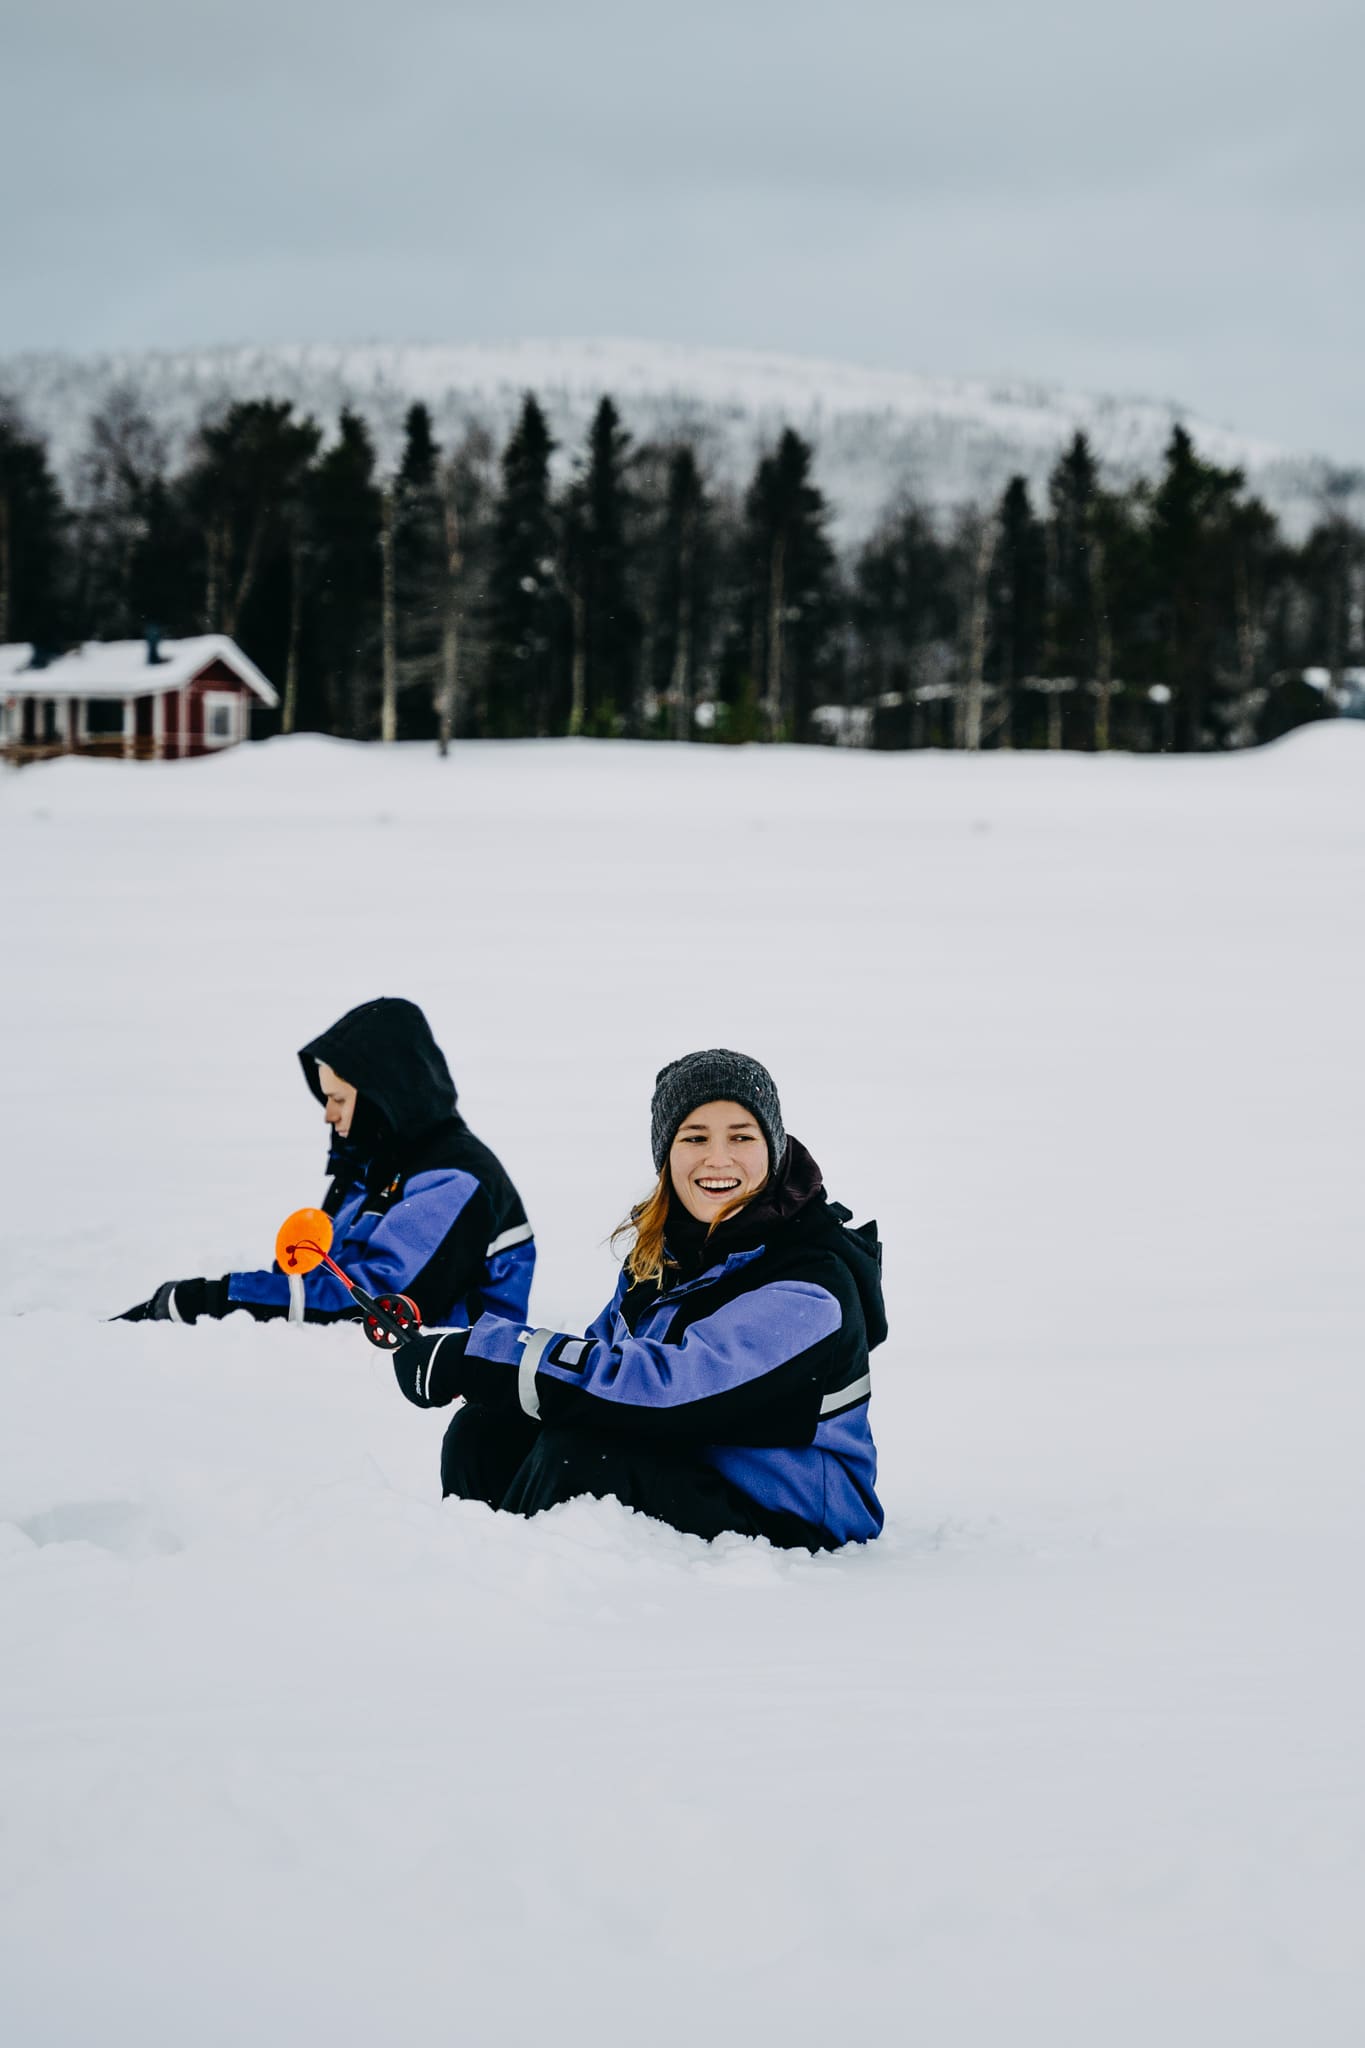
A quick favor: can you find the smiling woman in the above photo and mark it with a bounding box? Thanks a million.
[389,1048,888,1551]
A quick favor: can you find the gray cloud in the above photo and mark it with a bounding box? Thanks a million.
[3,0,1362,459]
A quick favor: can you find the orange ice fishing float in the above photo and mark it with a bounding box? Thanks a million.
[274,1207,422,1350]
[275,1208,334,1274]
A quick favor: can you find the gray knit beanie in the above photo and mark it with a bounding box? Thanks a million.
[650,1049,786,1173]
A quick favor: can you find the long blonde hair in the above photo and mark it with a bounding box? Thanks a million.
[612,1165,757,1288]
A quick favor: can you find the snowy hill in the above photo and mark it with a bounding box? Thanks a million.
[2,727,1364,2046]
[2,337,1355,540]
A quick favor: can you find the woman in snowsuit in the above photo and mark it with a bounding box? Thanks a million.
[119,997,534,1329]
[391,1049,885,1550]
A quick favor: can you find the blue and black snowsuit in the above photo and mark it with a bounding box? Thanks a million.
[227,998,534,1328]
[394,1140,884,1550]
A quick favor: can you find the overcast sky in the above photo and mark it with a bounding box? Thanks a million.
[3,0,1362,461]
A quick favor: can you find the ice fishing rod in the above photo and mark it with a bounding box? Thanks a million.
[274,1207,422,1350]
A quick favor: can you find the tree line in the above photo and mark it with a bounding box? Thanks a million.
[1,382,1361,751]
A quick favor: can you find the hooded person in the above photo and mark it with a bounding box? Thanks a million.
[387,1049,885,1551]
[118,998,534,1329]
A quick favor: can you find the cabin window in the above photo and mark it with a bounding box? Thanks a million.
[86,700,125,735]
[203,692,238,744]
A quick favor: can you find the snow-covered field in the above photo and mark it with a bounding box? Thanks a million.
[2,729,1363,2046]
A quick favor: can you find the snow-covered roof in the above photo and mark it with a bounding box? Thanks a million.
[0,636,278,708]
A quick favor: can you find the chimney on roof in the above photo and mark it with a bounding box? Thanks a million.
[145,625,165,666]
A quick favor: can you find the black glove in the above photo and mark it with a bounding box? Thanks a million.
[117,1277,232,1324]
[393,1329,468,1409]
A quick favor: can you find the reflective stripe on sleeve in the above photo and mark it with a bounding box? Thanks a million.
[487,1222,534,1258]
[820,1372,871,1416]
[287,1273,306,1325]
[517,1328,555,1418]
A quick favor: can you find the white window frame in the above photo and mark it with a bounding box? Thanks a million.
[202,691,240,747]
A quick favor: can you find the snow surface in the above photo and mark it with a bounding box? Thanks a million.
[2,728,1364,2046]
[3,336,1354,541]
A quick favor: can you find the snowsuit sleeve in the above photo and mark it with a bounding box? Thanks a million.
[454,1267,848,1445]
[227,1168,499,1325]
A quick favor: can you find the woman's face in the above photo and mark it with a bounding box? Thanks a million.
[668,1099,769,1223]
[316,1060,358,1140]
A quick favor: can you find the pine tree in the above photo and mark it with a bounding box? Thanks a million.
[741,429,835,740]
[486,395,560,736]
[1041,432,1105,746]
[399,402,440,488]
[308,409,382,737]
[990,476,1046,747]
[391,402,447,740]
[0,398,67,650]
[570,397,639,735]
[1090,486,1156,747]
[1145,426,1255,750]
[1046,435,1099,666]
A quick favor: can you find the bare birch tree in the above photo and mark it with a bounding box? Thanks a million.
[1090,535,1114,750]
[379,483,397,744]
[961,511,999,751]
[763,531,787,737]
[0,492,10,644]
[437,476,462,757]
[669,489,697,741]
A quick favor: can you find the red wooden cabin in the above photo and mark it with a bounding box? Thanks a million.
[1,634,278,763]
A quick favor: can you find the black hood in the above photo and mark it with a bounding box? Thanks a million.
[299,998,460,1154]
[810,1200,888,1351]
[666,1135,888,1349]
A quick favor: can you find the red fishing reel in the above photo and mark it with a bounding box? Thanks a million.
[362,1293,422,1351]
